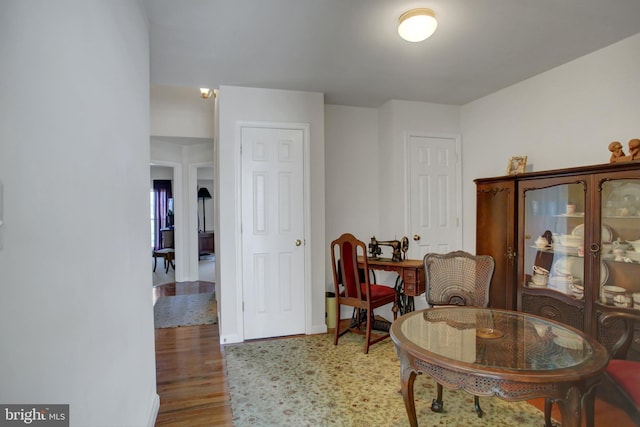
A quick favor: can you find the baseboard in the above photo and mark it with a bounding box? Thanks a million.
[309,324,327,334]
[220,333,243,344]
[146,393,160,427]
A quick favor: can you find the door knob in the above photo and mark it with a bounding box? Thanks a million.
[413,235,420,241]
[295,239,302,246]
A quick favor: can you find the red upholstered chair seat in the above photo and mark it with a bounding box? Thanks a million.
[606,359,640,406]
[366,284,397,300]
[339,284,396,300]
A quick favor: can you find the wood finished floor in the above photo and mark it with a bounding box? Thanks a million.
[153,281,636,427]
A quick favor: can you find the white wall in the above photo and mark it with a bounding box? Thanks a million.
[217,85,325,343]
[461,33,640,251]
[0,2,157,426]
[151,165,174,182]
[151,85,215,139]
[324,105,379,251]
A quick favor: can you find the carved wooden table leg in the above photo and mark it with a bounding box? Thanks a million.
[556,386,582,427]
[400,362,418,427]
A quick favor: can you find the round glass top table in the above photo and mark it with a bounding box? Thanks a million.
[390,307,608,427]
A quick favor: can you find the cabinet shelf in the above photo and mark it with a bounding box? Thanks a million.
[529,245,583,257]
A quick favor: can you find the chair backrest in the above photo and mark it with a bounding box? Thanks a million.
[331,233,370,301]
[597,311,640,360]
[596,310,640,424]
[423,250,495,307]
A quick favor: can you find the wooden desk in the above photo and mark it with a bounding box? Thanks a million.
[358,256,425,314]
[391,307,608,427]
[199,231,214,255]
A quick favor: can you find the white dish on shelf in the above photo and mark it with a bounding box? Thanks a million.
[553,256,608,286]
[527,282,548,289]
[551,244,579,255]
[602,285,626,294]
[627,240,640,252]
[554,234,583,247]
[625,250,640,262]
[571,224,612,243]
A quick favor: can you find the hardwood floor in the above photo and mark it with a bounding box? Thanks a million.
[154,281,232,426]
[153,282,636,427]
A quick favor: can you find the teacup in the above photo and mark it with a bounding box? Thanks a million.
[533,266,549,276]
[531,265,549,286]
[531,275,548,286]
[613,240,631,251]
[627,240,640,252]
[614,294,632,308]
[535,236,548,248]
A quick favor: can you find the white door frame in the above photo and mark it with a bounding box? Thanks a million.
[404,132,463,256]
[234,121,311,341]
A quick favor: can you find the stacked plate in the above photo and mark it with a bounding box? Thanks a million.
[568,283,584,299]
[602,285,627,305]
[633,293,640,309]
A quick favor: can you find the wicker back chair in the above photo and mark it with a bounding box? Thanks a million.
[424,250,494,308]
[423,250,495,417]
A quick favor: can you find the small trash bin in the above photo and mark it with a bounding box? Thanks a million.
[325,291,336,329]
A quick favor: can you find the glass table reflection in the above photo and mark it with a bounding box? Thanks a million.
[390,307,608,427]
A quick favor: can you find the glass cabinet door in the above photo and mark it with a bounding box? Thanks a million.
[599,179,640,309]
[522,182,586,300]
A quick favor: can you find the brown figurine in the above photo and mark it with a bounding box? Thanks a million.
[629,138,640,160]
[609,141,626,163]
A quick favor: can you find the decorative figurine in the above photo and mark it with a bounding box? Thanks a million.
[629,138,640,160]
[609,141,626,163]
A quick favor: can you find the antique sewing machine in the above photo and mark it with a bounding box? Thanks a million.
[368,236,409,262]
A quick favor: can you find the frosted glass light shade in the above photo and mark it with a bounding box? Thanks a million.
[398,8,438,42]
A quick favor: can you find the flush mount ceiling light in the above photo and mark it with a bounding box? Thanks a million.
[398,8,438,42]
[200,87,213,99]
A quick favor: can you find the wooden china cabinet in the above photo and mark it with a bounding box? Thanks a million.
[476,177,517,310]
[476,161,640,352]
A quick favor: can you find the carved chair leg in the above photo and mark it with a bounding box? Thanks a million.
[431,382,444,412]
[474,395,483,418]
[544,398,555,427]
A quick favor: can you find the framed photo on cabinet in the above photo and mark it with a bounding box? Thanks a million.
[506,156,527,175]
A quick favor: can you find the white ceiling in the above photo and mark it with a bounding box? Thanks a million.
[145,0,640,107]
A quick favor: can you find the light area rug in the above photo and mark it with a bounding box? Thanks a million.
[225,333,554,427]
[153,292,217,328]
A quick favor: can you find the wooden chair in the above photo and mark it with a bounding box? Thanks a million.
[544,310,640,426]
[330,233,398,354]
[423,250,495,417]
[153,248,175,273]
